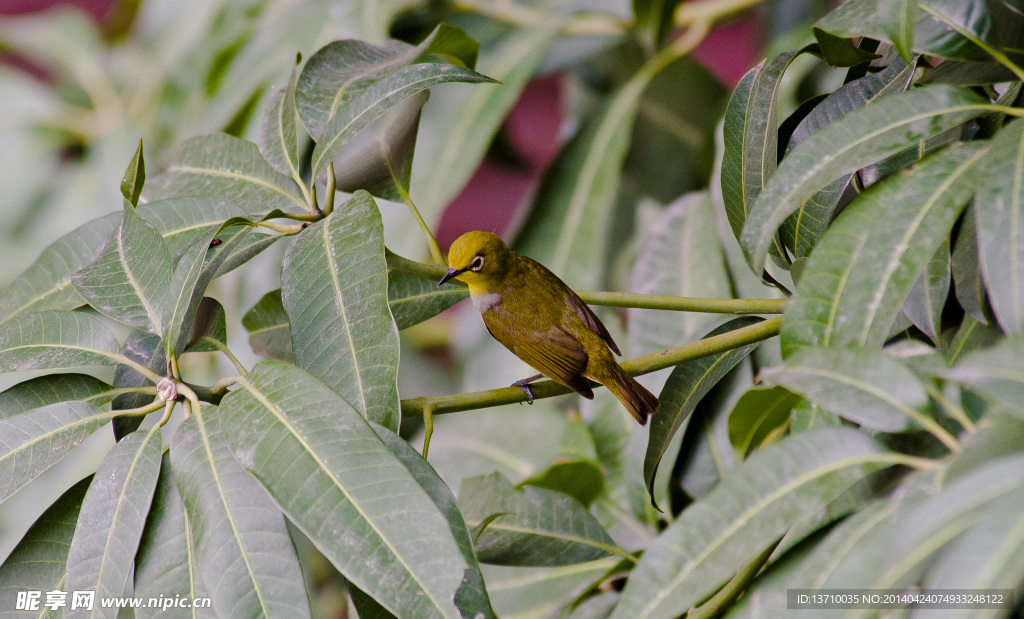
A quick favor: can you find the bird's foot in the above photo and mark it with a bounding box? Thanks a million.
[512,379,535,405]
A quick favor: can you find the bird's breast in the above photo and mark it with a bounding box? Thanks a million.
[470,290,502,314]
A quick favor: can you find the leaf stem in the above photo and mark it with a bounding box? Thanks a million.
[324,162,337,217]
[674,0,771,26]
[259,221,306,234]
[155,400,176,427]
[924,383,976,433]
[583,291,786,314]
[114,398,166,417]
[421,404,436,459]
[687,537,781,618]
[453,0,626,35]
[176,382,203,416]
[400,188,447,266]
[263,211,321,222]
[401,316,782,417]
[310,173,324,217]
[201,339,248,376]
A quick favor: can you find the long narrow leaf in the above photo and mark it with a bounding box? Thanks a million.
[612,428,892,619]
[740,85,989,274]
[65,427,162,618]
[781,142,989,356]
[282,191,400,429]
[171,408,311,619]
[0,402,115,502]
[218,361,473,618]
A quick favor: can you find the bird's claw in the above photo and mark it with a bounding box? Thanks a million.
[512,380,534,405]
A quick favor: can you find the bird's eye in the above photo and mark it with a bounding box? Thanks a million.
[470,256,484,272]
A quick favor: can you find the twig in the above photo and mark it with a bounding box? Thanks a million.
[402,316,782,417]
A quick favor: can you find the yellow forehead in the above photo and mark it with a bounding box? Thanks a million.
[447,231,509,269]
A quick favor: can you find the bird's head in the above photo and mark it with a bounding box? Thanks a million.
[439,231,514,292]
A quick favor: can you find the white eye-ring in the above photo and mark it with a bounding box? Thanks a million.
[470,256,484,272]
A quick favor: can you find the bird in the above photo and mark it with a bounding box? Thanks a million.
[439,231,659,425]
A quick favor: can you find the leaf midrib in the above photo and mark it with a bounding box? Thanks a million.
[236,375,452,616]
[636,451,894,618]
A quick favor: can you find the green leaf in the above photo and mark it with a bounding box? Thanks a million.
[811,30,883,67]
[136,197,247,264]
[218,361,470,618]
[482,559,620,618]
[0,310,130,373]
[459,472,618,567]
[259,60,302,179]
[135,452,215,619]
[975,118,1024,335]
[0,476,91,603]
[161,221,221,357]
[65,427,162,618]
[841,454,1024,592]
[779,55,917,258]
[369,421,494,618]
[921,487,1024,593]
[332,90,427,202]
[728,386,801,460]
[0,401,115,503]
[111,329,166,440]
[0,374,116,419]
[184,297,228,353]
[943,337,1024,415]
[297,23,482,141]
[644,317,764,504]
[628,192,731,357]
[741,86,990,274]
[781,142,990,356]
[813,0,994,61]
[386,268,467,330]
[171,407,311,619]
[142,134,307,214]
[726,499,893,617]
[952,203,992,325]
[789,400,842,433]
[310,62,495,182]
[611,428,892,619]
[72,202,172,333]
[121,138,146,207]
[0,213,119,324]
[408,24,561,241]
[720,51,801,243]
[242,289,294,362]
[282,191,400,429]
[514,63,652,289]
[878,0,918,60]
[762,347,930,432]
[942,314,1002,365]
[901,240,950,345]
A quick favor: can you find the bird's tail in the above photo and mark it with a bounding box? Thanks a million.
[604,367,659,425]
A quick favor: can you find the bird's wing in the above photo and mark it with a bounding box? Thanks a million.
[563,287,621,356]
[485,319,594,398]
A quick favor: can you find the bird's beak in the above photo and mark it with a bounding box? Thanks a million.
[438,267,463,287]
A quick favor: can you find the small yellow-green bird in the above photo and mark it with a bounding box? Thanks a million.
[439,231,659,425]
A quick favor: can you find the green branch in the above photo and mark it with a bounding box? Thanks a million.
[385,250,786,314]
[402,316,783,417]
